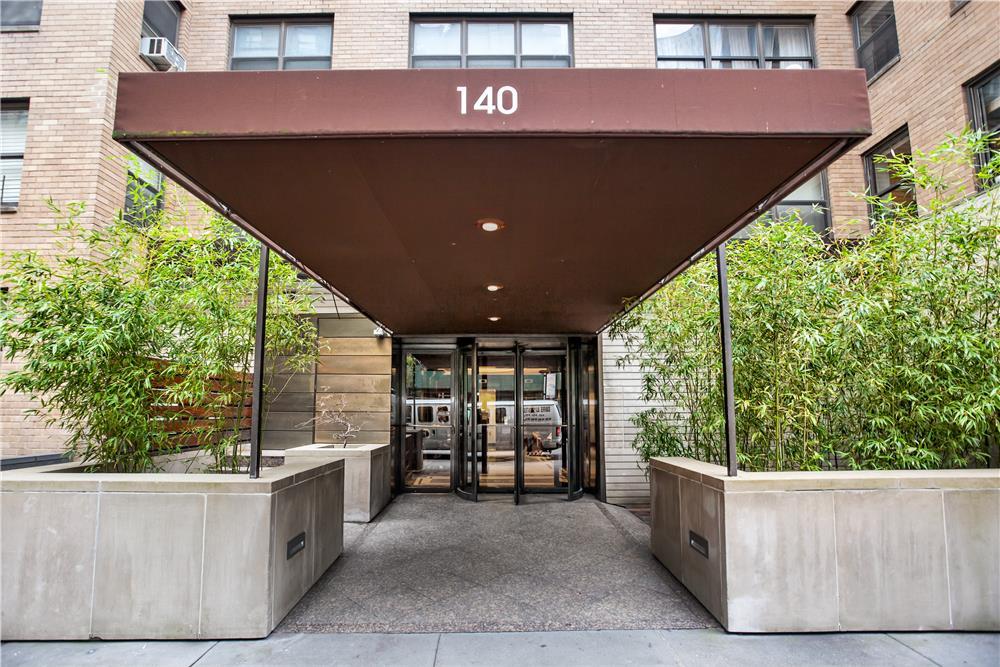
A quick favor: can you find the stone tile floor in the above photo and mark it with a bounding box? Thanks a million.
[278,493,717,633]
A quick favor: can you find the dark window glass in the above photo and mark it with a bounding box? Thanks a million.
[851,1,900,81]
[864,128,915,219]
[0,0,42,29]
[410,17,572,69]
[968,65,1000,186]
[229,19,332,70]
[656,19,814,70]
[1,100,28,209]
[142,1,180,43]
[734,172,831,239]
[124,157,163,227]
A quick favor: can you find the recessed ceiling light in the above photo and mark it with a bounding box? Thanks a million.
[488,316,501,322]
[477,218,505,232]
[486,284,503,292]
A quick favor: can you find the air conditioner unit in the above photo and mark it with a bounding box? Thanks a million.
[140,36,186,72]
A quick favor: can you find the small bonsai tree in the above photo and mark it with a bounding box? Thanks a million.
[298,395,361,447]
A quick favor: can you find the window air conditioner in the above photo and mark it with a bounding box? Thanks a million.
[139,37,186,72]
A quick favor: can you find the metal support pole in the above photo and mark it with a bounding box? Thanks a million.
[248,244,270,479]
[716,244,738,477]
[514,345,523,505]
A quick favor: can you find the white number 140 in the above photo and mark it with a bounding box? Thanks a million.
[457,85,518,115]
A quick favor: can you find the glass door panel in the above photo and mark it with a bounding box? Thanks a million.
[477,352,516,490]
[402,350,454,490]
[521,352,569,491]
[456,344,477,499]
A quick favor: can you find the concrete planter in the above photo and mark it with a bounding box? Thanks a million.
[285,443,391,522]
[650,456,1000,633]
[0,458,344,640]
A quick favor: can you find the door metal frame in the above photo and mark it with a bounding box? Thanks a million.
[393,335,594,502]
[397,344,459,493]
[513,345,524,505]
[455,339,478,501]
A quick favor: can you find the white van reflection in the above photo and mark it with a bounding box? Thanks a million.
[405,398,563,456]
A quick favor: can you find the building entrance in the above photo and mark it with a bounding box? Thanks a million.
[395,337,599,502]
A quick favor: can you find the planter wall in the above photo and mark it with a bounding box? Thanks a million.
[0,458,344,640]
[285,443,391,522]
[650,456,1000,632]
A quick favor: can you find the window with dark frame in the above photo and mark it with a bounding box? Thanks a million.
[967,62,1000,185]
[654,18,815,70]
[864,127,915,220]
[229,17,333,70]
[142,1,181,44]
[410,17,573,69]
[850,1,900,82]
[0,0,42,29]
[733,172,832,240]
[1,100,29,210]
[124,157,164,227]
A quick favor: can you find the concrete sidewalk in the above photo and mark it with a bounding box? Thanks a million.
[3,629,998,666]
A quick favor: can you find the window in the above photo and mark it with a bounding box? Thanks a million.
[655,19,815,70]
[733,172,831,239]
[0,0,42,30]
[124,157,163,226]
[1,100,28,210]
[864,127,915,217]
[142,1,181,44]
[229,18,332,70]
[772,174,831,234]
[951,0,971,14]
[850,1,900,81]
[967,63,1000,182]
[410,17,572,69]
[417,406,434,423]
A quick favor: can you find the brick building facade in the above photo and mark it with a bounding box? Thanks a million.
[2,1,998,502]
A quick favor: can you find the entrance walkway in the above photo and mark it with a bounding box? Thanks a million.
[279,494,717,633]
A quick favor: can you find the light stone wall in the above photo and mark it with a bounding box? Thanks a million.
[650,457,1000,632]
[0,458,345,640]
[286,442,392,521]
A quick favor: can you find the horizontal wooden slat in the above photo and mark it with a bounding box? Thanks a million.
[315,429,390,445]
[317,337,390,356]
[152,404,250,418]
[260,430,315,448]
[318,355,391,375]
[316,392,390,413]
[266,391,316,412]
[159,417,249,432]
[316,374,391,393]
[311,411,389,431]
[317,316,378,338]
[266,372,315,393]
[261,411,314,431]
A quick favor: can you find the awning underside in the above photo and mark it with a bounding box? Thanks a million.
[115,69,871,334]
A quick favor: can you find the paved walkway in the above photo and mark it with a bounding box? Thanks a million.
[4,495,997,665]
[279,493,715,633]
[3,629,997,666]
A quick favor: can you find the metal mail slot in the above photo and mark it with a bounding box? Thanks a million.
[287,532,306,560]
[689,530,709,559]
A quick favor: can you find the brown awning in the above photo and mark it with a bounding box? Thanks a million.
[114,69,870,335]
